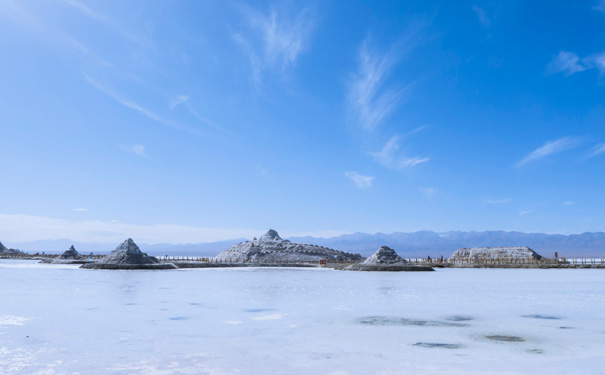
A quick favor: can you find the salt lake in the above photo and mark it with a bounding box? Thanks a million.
[1,260,604,374]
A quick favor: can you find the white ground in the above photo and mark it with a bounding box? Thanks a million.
[1,260,604,375]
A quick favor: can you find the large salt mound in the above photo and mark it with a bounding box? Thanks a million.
[0,241,24,255]
[448,246,543,262]
[214,229,363,263]
[81,238,176,270]
[345,246,434,272]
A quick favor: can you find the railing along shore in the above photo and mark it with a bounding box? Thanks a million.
[2,254,605,267]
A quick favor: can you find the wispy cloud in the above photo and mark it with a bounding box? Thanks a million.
[74,208,88,212]
[419,187,437,199]
[587,143,605,158]
[472,6,490,27]
[517,137,578,167]
[594,0,605,13]
[563,201,576,206]
[487,197,512,204]
[234,4,314,83]
[85,75,204,136]
[345,172,374,189]
[371,135,430,169]
[546,50,605,76]
[169,94,190,109]
[0,213,260,244]
[519,210,533,216]
[546,51,588,76]
[348,26,421,131]
[119,144,146,157]
[60,0,151,48]
[131,144,145,157]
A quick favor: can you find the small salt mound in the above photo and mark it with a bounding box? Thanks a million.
[82,238,176,270]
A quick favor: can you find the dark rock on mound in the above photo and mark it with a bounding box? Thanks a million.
[81,238,176,270]
[344,246,434,271]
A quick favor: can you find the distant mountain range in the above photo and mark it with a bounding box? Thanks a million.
[4,231,605,258]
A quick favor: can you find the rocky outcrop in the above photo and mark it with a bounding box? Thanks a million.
[344,246,434,271]
[0,241,24,255]
[51,245,92,264]
[81,238,176,269]
[448,246,543,262]
[214,229,363,263]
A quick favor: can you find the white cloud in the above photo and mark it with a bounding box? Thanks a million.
[0,213,260,244]
[546,50,605,76]
[169,94,189,109]
[472,6,490,27]
[60,0,151,48]
[587,143,605,158]
[234,4,314,83]
[487,197,512,204]
[131,144,145,156]
[517,137,578,167]
[344,172,374,189]
[519,210,533,216]
[545,51,588,76]
[419,187,437,199]
[563,201,576,206]
[74,208,88,212]
[594,0,605,13]
[85,75,204,136]
[371,135,430,169]
[347,27,421,131]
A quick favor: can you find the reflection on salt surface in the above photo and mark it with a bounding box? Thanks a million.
[484,335,525,342]
[413,342,463,349]
[522,314,561,320]
[356,316,470,327]
[1,260,605,375]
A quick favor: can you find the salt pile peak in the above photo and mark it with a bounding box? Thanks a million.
[362,246,409,265]
[214,229,363,263]
[448,246,543,262]
[344,246,434,272]
[81,238,176,269]
[50,245,91,264]
[58,245,84,260]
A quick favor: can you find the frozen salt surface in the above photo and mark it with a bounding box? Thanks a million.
[1,260,605,375]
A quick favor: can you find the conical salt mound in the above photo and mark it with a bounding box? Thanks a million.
[58,245,84,260]
[363,246,409,265]
[0,241,7,251]
[81,238,176,270]
[344,246,434,272]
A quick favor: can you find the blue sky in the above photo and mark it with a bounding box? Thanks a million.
[1,0,604,243]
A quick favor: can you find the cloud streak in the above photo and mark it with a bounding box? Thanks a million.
[371,136,430,170]
[546,50,605,76]
[517,137,578,167]
[234,4,314,83]
[85,75,204,136]
[587,143,605,158]
[347,26,421,131]
[0,213,260,244]
[345,172,374,189]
